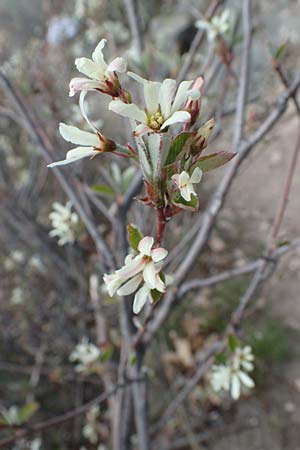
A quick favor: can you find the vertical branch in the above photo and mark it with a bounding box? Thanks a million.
[123,0,144,60]
[271,122,300,242]
[232,0,252,150]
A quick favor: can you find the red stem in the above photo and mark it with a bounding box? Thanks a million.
[155,208,167,246]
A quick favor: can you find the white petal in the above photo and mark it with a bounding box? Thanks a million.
[151,247,168,262]
[116,255,145,279]
[238,371,255,388]
[161,111,191,130]
[144,82,161,115]
[171,174,180,186]
[91,38,107,72]
[180,186,191,201]
[138,236,154,256]
[143,262,157,289]
[231,374,240,400]
[241,361,254,372]
[109,100,147,123]
[159,78,176,117]
[133,284,150,314]
[171,80,193,113]
[134,123,153,137]
[179,171,190,186]
[106,57,127,73]
[127,71,149,84]
[59,123,99,146]
[47,147,98,167]
[190,167,203,184]
[103,273,123,296]
[195,20,210,30]
[117,274,142,296]
[69,77,102,97]
[154,273,166,293]
[79,91,98,133]
[75,57,104,80]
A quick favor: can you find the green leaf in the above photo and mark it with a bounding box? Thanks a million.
[191,151,235,173]
[91,184,115,196]
[172,192,199,211]
[227,334,240,353]
[100,345,113,363]
[164,132,191,166]
[215,352,227,364]
[129,352,137,366]
[270,42,288,60]
[18,402,39,424]
[127,224,143,252]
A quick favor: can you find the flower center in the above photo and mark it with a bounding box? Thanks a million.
[148,111,164,130]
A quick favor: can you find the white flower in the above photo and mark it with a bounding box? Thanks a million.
[69,337,101,373]
[69,38,127,97]
[211,365,230,392]
[211,345,255,400]
[171,167,203,201]
[47,123,115,168]
[49,201,79,246]
[103,236,168,314]
[10,287,24,305]
[109,73,201,137]
[83,406,100,444]
[1,406,19,425]
[196,9,231,43]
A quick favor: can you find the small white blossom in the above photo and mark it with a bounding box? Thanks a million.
[109,73,202,137]
[211,345,255,400]
[83,406,100,444]
[196,9,231,43]
[49,201,79,246]
[171,168,203,201]
[47,123,114,168]
[69,337,101,372]
[1,406,19,425]
[103,236,168,314]
[10,288,24,305]
[69,38,127,97]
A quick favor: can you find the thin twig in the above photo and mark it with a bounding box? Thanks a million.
[232,0,252,150]
[123,0,144,60]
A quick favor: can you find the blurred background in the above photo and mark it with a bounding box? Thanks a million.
[1,0,300,449]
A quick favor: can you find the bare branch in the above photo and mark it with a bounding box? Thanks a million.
[232,0,252,149]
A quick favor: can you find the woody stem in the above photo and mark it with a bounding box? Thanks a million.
[155,207,167,246]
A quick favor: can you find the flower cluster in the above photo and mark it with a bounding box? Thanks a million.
[104,236,168,314]
[82,406,100,444]
[69,337,101,373]
[49,201,80,246]
[48,35,235,311]
[211,345,255,400]
[196,10,231,43]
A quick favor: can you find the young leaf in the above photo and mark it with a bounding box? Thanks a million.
[100,345,113,363]
[228,334,240,353]
[127,224,143,252]
[18,402,39,424]
[192,118,215,154]
[172,192,199,211]
[91,184,115,196]
[215,352,227,364]
[191,151,235,173]
[164,132,191,166]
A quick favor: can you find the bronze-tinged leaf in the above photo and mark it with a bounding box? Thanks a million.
[191,151,236,173]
